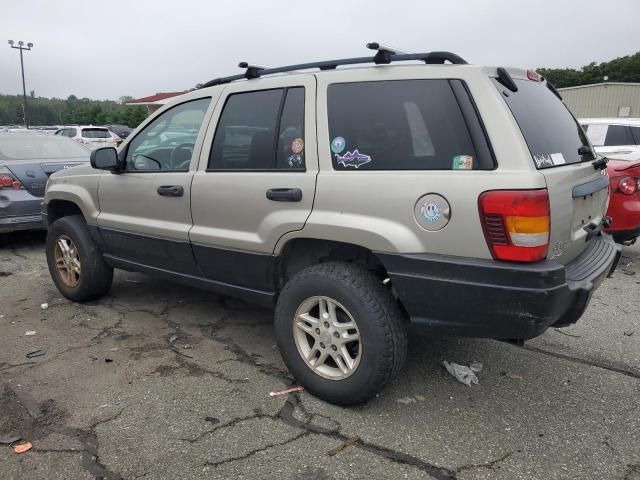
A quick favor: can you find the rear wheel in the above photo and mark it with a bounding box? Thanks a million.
[275,261,408,406]
[46,215,113,301]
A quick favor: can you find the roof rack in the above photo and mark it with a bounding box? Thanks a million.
[200,43,467,88]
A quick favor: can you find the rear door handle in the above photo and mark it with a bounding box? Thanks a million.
[157,185,184,197]
[266,188,302,202]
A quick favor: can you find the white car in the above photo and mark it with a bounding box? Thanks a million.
[54,126,118,150]
[580,118,640,157]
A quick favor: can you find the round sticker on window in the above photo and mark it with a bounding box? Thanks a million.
[331,136,346,154]
[291,138,304,154]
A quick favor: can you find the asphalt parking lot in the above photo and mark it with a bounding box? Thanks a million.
[0,231,638,480]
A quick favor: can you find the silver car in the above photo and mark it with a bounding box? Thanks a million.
[42,47,621,405]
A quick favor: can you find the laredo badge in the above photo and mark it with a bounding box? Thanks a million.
[334,150,371,168]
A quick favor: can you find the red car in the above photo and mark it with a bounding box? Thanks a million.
[605,155,640,245]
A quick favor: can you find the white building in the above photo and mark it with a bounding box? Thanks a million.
[559,82,640,118]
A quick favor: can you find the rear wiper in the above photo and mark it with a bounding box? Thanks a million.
[578,145,597,162]
[591,155,608,171]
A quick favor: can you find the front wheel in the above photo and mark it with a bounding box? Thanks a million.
[274,261,408,406]
[46,215,113,302]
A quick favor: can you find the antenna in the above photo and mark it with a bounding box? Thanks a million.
[366,42,411,64]
[238,62,272,79]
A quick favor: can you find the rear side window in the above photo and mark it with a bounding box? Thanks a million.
[208,87,305,170]
[82,128,110,139]
[494,79,591,168]
[604,125,632,146]
[327,80,490,170]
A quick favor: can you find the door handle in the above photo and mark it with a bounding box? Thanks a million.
[266,188,302,202]
[157,185,184,197]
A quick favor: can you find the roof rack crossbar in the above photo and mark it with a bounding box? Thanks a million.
[200,51,468,88]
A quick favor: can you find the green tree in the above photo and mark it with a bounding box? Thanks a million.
[538,52,640,88]
[0,93,148,127]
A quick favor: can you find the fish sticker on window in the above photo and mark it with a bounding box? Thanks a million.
[335,149,371,168]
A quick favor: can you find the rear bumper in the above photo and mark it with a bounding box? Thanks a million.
[0,189,44,233]
[377,234,621,340]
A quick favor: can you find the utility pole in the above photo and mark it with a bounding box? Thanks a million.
[8,40,34,128]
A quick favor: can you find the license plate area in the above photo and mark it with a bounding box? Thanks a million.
[571,193,601,239]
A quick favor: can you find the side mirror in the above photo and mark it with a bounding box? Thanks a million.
[90,147,119,171]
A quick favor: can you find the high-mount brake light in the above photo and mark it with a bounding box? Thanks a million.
[478,189,550,262]
[527,69,542,82]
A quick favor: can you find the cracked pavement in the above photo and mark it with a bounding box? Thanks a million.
[1,231,639,480]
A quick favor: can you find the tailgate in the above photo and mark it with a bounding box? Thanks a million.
[542,164,609,264]
[493,74,609,265]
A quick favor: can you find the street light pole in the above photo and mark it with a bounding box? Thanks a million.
[8,40,34,128]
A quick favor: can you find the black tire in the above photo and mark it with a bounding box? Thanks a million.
[46,215,113,302]
[274,261,408,406]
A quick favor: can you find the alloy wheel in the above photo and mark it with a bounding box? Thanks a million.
[53,235,81,288]
[293,296,362,380]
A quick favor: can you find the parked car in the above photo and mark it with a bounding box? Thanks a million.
[42,47,620,405]
[32,126,61,135]
[580,118,640,157]
[0,132,89,233]
[605,152,640,244]
[54,126,117,150]
[109,131,123,147]
[106,124,133,140]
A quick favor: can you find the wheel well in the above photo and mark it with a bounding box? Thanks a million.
[277,238,389,288]
[47,200,84,225]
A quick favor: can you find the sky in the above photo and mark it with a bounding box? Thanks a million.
[1,0,639,101]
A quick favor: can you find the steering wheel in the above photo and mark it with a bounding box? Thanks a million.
[170,143,195,170]
[133,153,162,170]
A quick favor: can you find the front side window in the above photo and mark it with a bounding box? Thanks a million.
[208,87,305,170]
[327,80,481,170]
[125,98,211,171]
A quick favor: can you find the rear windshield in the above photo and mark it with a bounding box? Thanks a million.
[0,135,90,160]
[327,80,490,170]
[82,128,110,139]
[494,78,592,169]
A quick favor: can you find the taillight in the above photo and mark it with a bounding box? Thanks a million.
[527,69,542,82]
[0,170,24,190]
[617,176,638,195]
[73,136,83,143]
[478,189,550,262]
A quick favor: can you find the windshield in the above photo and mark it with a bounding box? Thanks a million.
[494,78,594,169]
[0,134,90,160]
